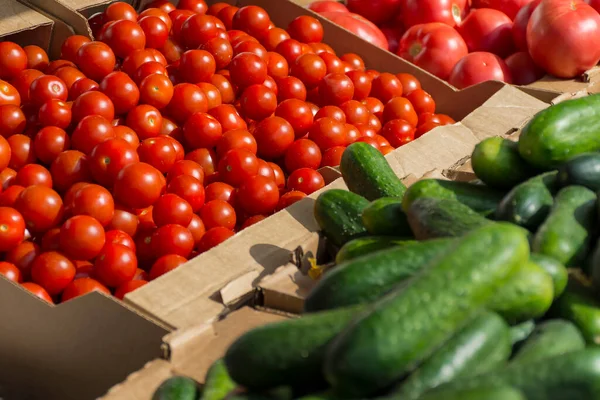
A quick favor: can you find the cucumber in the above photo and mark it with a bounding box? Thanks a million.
[224,305,362,391]
[489,261,554,324]
[153,376,200,400]
[590,238,600,288]
[314,189,370,248]
[323,223,529,397]
[406,197,491,240]
[518,94,600,169]
[530,253,568,298]
[402,179,504,216]
[305,239,454,313]
[429,348,600,400]
[201,359,236,400]
[511,320,585,365]
[471,137,535,189]
[361,197,413,236]
[340,142,406,201]
[532,185,597,267]
[495,171,558,231]
[416,385,526,400]
[509,320,536,347]
[335,236,413,264]
[557,152,600,191]
[392,311,511,400]
[554,282,600,345]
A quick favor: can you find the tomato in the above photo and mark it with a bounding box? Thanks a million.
[69,78,100,101]
[340,100,370,125]
[239,85,277,121]
[263,28,291,52]
[308,117,347,151]
[233,40,268,61]
[528,0,600,78]
[71,91,115,124]
[309,1,350,13]
[401,0,469,27]
[34,126,71,165]
[0,42,27,80]
[253,116,295,159]
[67,184,114,227]
[139,74,173,110]
[58,215,105,261]
[215,129,257,157]
[505,51,545,85]
[199,38,233,72]
[185,147,217,181]
[177,0,208,14]
[209,74,236,104]
[133,61,167,84]
[229,52,268,89]
[239,214,265,229]
[276,76,307,102]
[75,41,116,82]
[152,223,194,258]
[398,23,468,80]
[29,75,68,107]
[287,168,325,194]
[381,119,415,147]
[105,1,137,21]
[237,175,279,215]
[449,52,513,88]
[71,115,116,155]
[30,251,75,295]
[89,138,139,187]
[14,164,53,188]
[382,97,418,127]
[114,279,147,299]
[457,8,515,58]
[166,83,208,124]
[196,226,234,252]
[473,0,534,20]
[218,148,259,187]
[0,80,20,107]
[137,136,178,173]
[99,72,140,116]
[275,39,308,65]
[232,5,272,38]
[15,185,63,233]
[23,45,49,71]
[181,112,221,150]
[208,104,247,132]
[275,190,306,211]
[370,72,404,103]
[0,206,25,251]
[149,254,187,280]
[0,104,26,137]
[113,163,164,210]
[107,208,138,238]
[61,277,109,302]
[179,50,216,84]
[406,89,435,116]
[94,243,137,287]
[22,282,53,303]
[102,20,146,59]
[287,15,324,43]
[37,99,71,129]
[344,70,371,101]
[152,193,193,227]
[7,134,36,170]
[105,229,135,252]
[319,12,389,50]
[291,53,327,89]
[317,73,354,106]
[0,261,22,283]
[512,0,541,51]
[274,99,314,139]
[256,159,275,181]
[321,145,346,167]
[284,138,322,172]
[166,160,204,184]
[0,185,24,208]
[50,151,91,192]
[139,16,169,49]
[315,105,346,123]
[199,199,236,230]
[167,175,205,212]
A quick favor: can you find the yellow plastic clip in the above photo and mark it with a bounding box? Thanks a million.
[307,257,323,280]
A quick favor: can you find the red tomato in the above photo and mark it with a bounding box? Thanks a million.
[0,261,22,283]
[167,160,205,184]
[105,2,137,22]
[406,89,436,116]
[179,50,217,83]
[67,184,115,227]
[217,148,259,187]
[398,23,468,80]
[308,117,347,151]
[187,214,205,247]
[253,116,295,160]
[151,224,194,258]
[15,185,64,233]
[315,105,346,123]
[200,199,236,230]
[275,99,314,138]
[59,215,105,261]
[449,52,513,89]
[321,145,346,167]
[0,185,24,208]
[153,193,193,227]
[94,243,137,287]
[29,75,68,107]
[71,91,115,124]
[276,76,308,102]
[232,5,272,38]
[167,175,206,212]
[102,20,146,59]
[512,0,541,51]
[89,138,139,187]
[31,251,75,295]
[287,16,324,43]
[319,73,355,105]
[61,277,110,302]
[22,282,53,303]
[0,207,25,252]
[276,190,307,211]
[240,214,266,229]
[137,136,178,174]
[0,80,20,107]
[346,0,401,24]
[14,164,53,188]
[71,115,116,155]
[8,134,36,170]
[239,85,277,121]
[586,0,600,12]
[149,254,187,280]
[237,175,280,215]
[75,41,117,82]
[229,52,268,88]
[139,16,169,49]
[196,226,234,253]
[287,168,325,194]
[291,53,328,89]
[114,279,148,300]
[126,105,163,140]
[382,97,419,126]
[0,42,27,80]
[370,73,403,103]
[472,0,534,20]
[284,138,323,172]
[107,208,139,238]
[38,99,71,129]
[382,119,416,148]
[0,104,26,137]
[5,240,40,279]
[166,83,208,124]
[113,162,166,209]
[308,1,350,13]
[318,12,389,50]
[105,229,136,252]
[505,51,545,85]
[216,129,257,157]
[400,0,470,28]
[100,72,140,116]
[457,8,515,58]
[527,0,600,78]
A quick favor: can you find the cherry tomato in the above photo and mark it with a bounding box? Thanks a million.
[0,206,25,251]
[0,261,22,283]
[196,226,234,253]
[29,75,68,107]
[449,52,513,89]
[205,182,235,205]
[239,84,277,121]
[0,104,26,137]
[61,277,110,302]
[210,74,236,104]
[370,73,403,103]
[14,185,63,233]
[69,78,100,101]
[284,138,322,172]
[215,129,257,158]
[200,199,236,230]
[89,138,139,187]
[37,99,71,129]
[340,100,370,125]
[208,104,247,132]
[105,229,136,252]
[7,134,36,170]
[276,76,307,102]
[14,164,53,188]
[237,175,280,215]
[315,105,346,123]
[308,117,347,151]
[139,16,169,49]
[183,112,222,149]
[50,150,92,193]
[59,215,105,261]
[114,279,147,299]
[319,73,355,105]
[275,99,314,139]
[287,15,324,43]
[287,168,325,194]
[381,119,416,148]
[0,42,27,80]
[382,97,419,126]
[107,208,139,238]
[152,223,194,258]
[94,243,137,287]
[0,80,20,107]
[31,251,75,295]
[22,282,53,303]
[166,83,208,124]
[137,136,178,173]
[321,145,346,167]
[473,0,535,20]
[67,183,115,227]
[152,193,193,227]
[113,162,166,209]
[218,148,259,187]
[291,53,327,89]
[0,185,24,208]
[167,175,205,212]
[229,52,268,89]
[232,5,272,38]
[138,74,173,110]
[253,116,295,159]
[76,41,116,82]
[105,1,137,22]
[100,72,140,116]
[400,0,469,27]
[512,0,541,52]
[71,115,116,155]
[276,190,307,211]
[71,91,115,124]
[149,254,187,280]
[102,19,146,59]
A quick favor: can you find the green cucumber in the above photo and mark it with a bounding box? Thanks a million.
[392,311,511,400]
[340,142,406,201]
[518,94,600,169]
[530,253,568,298]
[532,185,597,267]
[554,282,600,345]
[489,261,554,324]
[314,189,370,248]
[590,238,600,288]
[406,197,491,240]
[511,320,585,365]
[335,236,413,264]
[224,305,361,391]
[201,359,236,400]
[416,385,525,400]
[429,348,600,400]
[305,239,454,313]
[153,376,200,400]
[557,152,600,191]
[361,197,412,236]
[495,171,558,231]
[323,223,529,397]
[509,320,536,347]
[402,179,504,216]
[471,137,535,189]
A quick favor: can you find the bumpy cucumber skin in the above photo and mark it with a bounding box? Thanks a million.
[201,359,236,400]
[305,239,454,313]
[402,179,504,216]
[314,189,370,248]
[532,185,597,267]
[406,197,491,240]
[472,137,535,189]
[489,261,554,324]
[416,385,526,400]
[530,253,568,298]
[557,152,600,191]
[361,197,413,236]
[495,171,557,231]
[340,142,407,201]
[518,94,600,169]
[152,376,200,400]
[393,311,511,400]
[430,348,600,400]
[554,284,600,345]
[335,236,414,264]
[511,319,585,365]
[323,223,529,397]
[224,305,361,391]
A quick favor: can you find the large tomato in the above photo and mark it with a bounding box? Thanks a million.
[308,1,350,13]
[527,0,600,78]
[400,0,470,28]
[346,0,402,25]
[449,52,513,88]
[505,51,545,85]
[512,0,541,51]
[586,0,600,13]
[472,0,535,20]
[398,23,468,80]
[457,8,515,58]
[319,11,389,50]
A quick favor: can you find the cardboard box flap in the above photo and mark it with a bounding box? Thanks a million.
[525,73,593,95]
[100,359,173,400]
[259,264,315,314]
[26,0,92,37]
[0,0,53,52]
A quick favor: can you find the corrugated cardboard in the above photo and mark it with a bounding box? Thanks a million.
[0,0,54,55]
[100,307,288,400]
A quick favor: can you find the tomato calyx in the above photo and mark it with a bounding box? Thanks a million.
[408,42,423,57]
[452,4,462,24]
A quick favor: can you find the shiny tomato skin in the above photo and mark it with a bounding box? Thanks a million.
[15,185,64,233]
[102,20,146,59]
[59,215,105,261]
[152,193,193,227]
[398,23,468,80]
[318,12,389,50]
[99,72,140,116]
[137,136,178,174]
[512,0,541,51]
[319,73,355,105]
[107,208,139,238]
[291,53,327,89]
[126,104,163,140]
[67,183,115,227]
[287,168,325,195]
[166,83,208,124]
[237,175,279,215]
[239,85,277,121]
[0,104,26,137]
[38,99,71,129]
[505,51,545,85]
[167,175,205,212]
[7,134,36,170]
[139,16,169,49]
[0,185,24,208]
[370,73,403,103]
[0,261,22,283]
[472,0,534,20]
[151,223,194,258]
[71,115,116,155]
[276,190,307,211]
[0,135,9,171]
[382,119,416,148]
[149,254,187,280]
[22,282,53,303]
[457,8,515,58]
[0,42,27,80]
[253,116,295,160]
[31,251,75,295]
[105,229,136,252]
[208,104,247,133]
[29,75,68,107]
[61,277,110,302]
[71,91,115,124]
[113,162,166,209]
[94,243,137,288]
[275,99,314,138]
[179,49,217,83]
[196,226,234,253]
[200,199,236,230]
[284,138,322,172]
[183,112,222,149]
[215,129,257,157]
[75,41,116,82]
[287,15,324,43]
[218,148,259,187]
[114,279,147,300]
[0,80,20,107]
[527,0,600,78]
[167,160,205,184]
[321,145,346,167]
[0,206,25,252]
[229,52,268,89]
[89,138,139,187]
[50,150,92,193]
[309,1,349,13]
[308,117,347,151]
[382,97,419,126]
[401,0,469,28]
[276,76,307,102]
[205,182,235,205]
[449,52,512,88]
[14,164,53,188]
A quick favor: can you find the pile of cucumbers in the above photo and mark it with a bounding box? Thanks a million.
[154,95,600,400]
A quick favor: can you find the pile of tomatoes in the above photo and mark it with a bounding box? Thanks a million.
[310,0,600,88]
[0,0,456,305]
